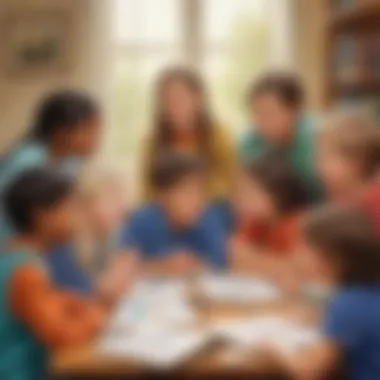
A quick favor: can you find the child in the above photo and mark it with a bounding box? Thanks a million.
[240,71,319,200]
[273,205,380,380]
[47,163,137,303]
[0,90,102,245]
[317,111,380,233]
[141,66,236,200]
[223,152,308,277]
[121,153,226,276]
[0,169,106,379]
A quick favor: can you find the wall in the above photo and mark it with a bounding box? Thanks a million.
[0,0,114,151]
[292,0,327,111]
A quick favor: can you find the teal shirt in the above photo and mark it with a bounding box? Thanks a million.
[239,115,321,200]
[0,251,47,380]
[0,141,48,245]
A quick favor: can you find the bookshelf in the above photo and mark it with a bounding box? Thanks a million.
[325,0,380,117]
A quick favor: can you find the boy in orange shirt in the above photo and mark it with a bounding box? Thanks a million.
[0,169,107,379]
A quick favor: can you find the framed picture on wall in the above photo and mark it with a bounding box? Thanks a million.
[0,8,75,79]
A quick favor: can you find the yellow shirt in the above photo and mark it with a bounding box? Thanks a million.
[140,125,237,201]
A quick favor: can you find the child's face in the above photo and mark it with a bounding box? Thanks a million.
[251,93,298,143]
[36,195,80,243]
[317,141,359,199]
[294,237,337,285]
[232,171,276,223]
[83,183,126,236]
[162,174,206,227]
[162,81,201,131]
[66,116,102,157]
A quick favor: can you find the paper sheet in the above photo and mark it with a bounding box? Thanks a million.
[105,279,197,334]
[98,278,206,367]
[212,316,321,353]
[100,326,210,368]
[198,274,282,303]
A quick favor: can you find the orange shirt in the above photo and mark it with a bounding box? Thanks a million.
[10,265,106,350]
[236,213,303,255]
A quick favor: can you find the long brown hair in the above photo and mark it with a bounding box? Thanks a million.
[151,66,214,164]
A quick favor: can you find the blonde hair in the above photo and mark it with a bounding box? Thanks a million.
[78,161,127,200]
[319,110,380,179]
[75,161,128,275]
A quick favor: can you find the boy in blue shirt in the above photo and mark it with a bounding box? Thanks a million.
[120,153,227,276]
[271,205,380,380]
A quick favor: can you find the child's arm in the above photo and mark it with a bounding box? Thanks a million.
[95,251,139,305]
[229,236,281,274]
[273,339,340,380]
[142,251,202,277]
[10,265,107,350]
[278,291,364,380]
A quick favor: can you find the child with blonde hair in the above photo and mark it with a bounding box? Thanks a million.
[317,110,380,232]
[48,161,137,305]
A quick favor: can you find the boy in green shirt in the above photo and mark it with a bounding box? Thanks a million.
[239,71,321,201]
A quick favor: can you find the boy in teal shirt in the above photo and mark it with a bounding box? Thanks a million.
[0,90,102,245]
[239,71,320,201]
[0,168,105,380]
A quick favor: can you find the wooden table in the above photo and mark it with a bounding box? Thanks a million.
[51,292,319,379]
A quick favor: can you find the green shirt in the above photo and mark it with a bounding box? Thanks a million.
[0,250,47,380]
[239,115,321,201]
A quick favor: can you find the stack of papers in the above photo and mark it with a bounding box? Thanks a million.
[198,274,282,304]
[100,326,210,368]
[105,279,196,334]
[212,316,321,354]
[98,279,208,368]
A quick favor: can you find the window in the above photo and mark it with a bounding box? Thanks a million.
[107,0,291,164]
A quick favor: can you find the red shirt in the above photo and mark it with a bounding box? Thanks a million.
[362,181,380,235]
[236,213,302,255]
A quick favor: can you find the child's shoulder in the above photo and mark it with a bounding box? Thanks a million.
[0,249,43,285]
[208,199,233,222]
[328,286,380,317]
[127,203,166,226]
[0,249,40,266]
[0,141,48,191]
[200,200,234,233]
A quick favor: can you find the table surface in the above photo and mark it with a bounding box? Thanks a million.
[51,290,319,378]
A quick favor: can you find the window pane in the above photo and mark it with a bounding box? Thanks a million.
[203,0,269,45]
[106,53,180,160]
[114,0,181,44]
[202,0,270,129]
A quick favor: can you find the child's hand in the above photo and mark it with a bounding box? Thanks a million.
[117,250,140,285]
[271,261,301,298]
[98,251,140,304]
[165,251,202,276]
[228,236,255,273]
[85,303,107,333]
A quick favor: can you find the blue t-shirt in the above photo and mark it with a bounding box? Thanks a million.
[119,203,227,269]
[324,286,380,380]
[211,200,235,236]
[47,245,94,296]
